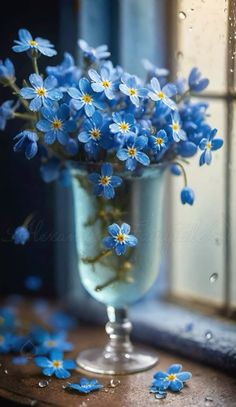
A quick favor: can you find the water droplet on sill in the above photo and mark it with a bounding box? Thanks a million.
[155,391,167,399]
[38,380,49,388]
[178,11,186,20]
[209,273,218,283]
[30,401,37,406]
[109,378,121,388]
[205,331,213,341]
[79,402,87,407]
[230,68,234,73]
[4,369,8,374]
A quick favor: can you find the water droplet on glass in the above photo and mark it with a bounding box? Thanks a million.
[109,379,121,388]
[178,11,186,20]
[4,369,8,374]
[230,68,234,73]
[155,391,167,399]
[95,287,101,292]
[205,331,213,341]
[38,380,49,388]
[209,273,218,283]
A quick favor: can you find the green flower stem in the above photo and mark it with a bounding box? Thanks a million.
[13,112,36,121]
[172,161,188,187]
[177,88,190,104]
[81,249,112,264]
[8,81,29,110]
[95,275,120,292]
[32,56,39,75]
[23,212,35,228]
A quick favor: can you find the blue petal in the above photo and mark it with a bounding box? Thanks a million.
[153,371,169,380]
[55,368,71,379]
[42,367,55,376]
[110,175,122,187]
[29,73,43,89]
[63,359,76,369]
[50,349,63,361]
[79,78,91,94]
[103,236,115,248]
[176,372,192,381]
[20,87,36,99]
[101,162,113,176]
[19,29,32,42]
[117,149,129,161]
[25,142,38,159]
[47,89,63,101]
[108,223,120,237]
[68,87,81,99]
[103,184,115,199]
[88,173,100,184]
[134,136,147,150]
[44,131,56,145]
[34,356,51,368]
[44,75,57,90]
[58,104,69,121]
[79,131,90,143]
[36,119,51,132]
[125,235,138,247]
[29,96,42,112]
[136,151,150,166]
[169,379,183,392]
[115,244,126,255]
[85,103,95,117]
[120,223,130,234]
[167,364,182,374]
[57,131,69,145]
[12,44,29,53]
[211,139,223,151]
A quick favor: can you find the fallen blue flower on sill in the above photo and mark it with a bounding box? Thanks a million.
[12,355,28,365]
[34,330,73,355]
[34,349,76,379]
[150,364,192,394]
[66,378,103,394]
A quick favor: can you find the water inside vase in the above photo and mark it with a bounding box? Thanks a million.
[71,165,166,308]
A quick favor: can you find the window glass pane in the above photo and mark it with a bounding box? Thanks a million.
[174,0,228,93]
[170,100,226,305]
[230,103,236,308]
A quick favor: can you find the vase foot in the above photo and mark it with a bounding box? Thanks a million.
[76,346,158,375]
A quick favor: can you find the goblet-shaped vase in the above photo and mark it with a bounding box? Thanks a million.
[70,163,166,374]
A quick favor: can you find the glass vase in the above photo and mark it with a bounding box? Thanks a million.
[70,162,166,374]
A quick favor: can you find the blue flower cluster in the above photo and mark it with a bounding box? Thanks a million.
[150,363,192,397]
[0,29,224,254]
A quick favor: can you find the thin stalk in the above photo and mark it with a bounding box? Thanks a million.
[172,161,188,187]
[32,57,39,75]
[95,275,120,292]
[23,212,35,228]
[13,112,36,121]
[81,249,112,264]
[8,81,29,110]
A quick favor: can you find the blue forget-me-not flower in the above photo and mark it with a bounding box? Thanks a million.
[103,223,138,256]
[88,163,122,200]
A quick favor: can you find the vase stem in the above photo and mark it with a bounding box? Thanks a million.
[105,306,133,358]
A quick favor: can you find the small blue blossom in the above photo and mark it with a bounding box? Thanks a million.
[0,308,15,330]
[34,349,76,379]
[109,112,135,137]
[170,164,181,176]
[78,111,109,159]
[119,74,148,107]
[34,331,73,355]
[12,28,57,57]
[169,112,186,142]
[68,78,104,117]
[199,128,223,166]
[0,58,15,83]
[151,364,192,393]
[103,223,138,256]
[12,226,30,245]
[36,104,76,145]
[188,67,209,92]
[13,130,39,159]
[24,276,42,291]
[78,39,110,62]
[12,355,29,365]
[20,74,63,112]
[65,138,79,156]
[67,378,103,394]
[0,333,13,353]
[46,52,80,87]
[148,77,177,110]
[88,163,122,200]
[88,67,116,100]
[142,59,169,79]
[117,135,150,171]
[149,129,169,153]
[40,157,60,183]
[0,100,18,131]
[181,187,195,205]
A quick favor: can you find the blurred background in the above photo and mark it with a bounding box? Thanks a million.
[0,0,235,317]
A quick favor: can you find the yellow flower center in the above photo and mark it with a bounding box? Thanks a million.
[172,122,179,132]
[119,122,129,133]
[90,128,101,140]
[82,94,92,104]
[206,141,212,149]
[46,340,56,347]
[157,91,165,99]
[116,233,125,243]
[127,147,137,158]
[129,88,137,96]
[52,360,62,368]
[156,137,163,145]
[28,40,38,47]
[167,374,176,381]
[36,87,46,97]
[0,335,4,344]
[52,119,62,130]
[100,176,110,185]
[0,316,4,325]
[102,80,110,88]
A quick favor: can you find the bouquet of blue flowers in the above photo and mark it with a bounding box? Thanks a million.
[0,29,223,249]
